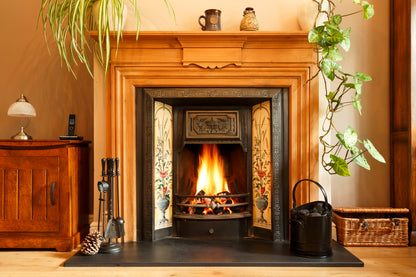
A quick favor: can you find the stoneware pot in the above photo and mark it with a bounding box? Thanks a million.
[240,7,259,31]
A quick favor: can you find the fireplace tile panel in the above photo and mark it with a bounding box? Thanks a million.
[154,102,173,230]
[252,101,272,230]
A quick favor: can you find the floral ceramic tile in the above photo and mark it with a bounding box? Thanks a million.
[252,101,272,229]
[154,101,173,230]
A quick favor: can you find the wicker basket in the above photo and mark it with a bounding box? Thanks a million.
[332,207,409,246]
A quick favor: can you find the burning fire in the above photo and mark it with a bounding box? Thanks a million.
[184,144,235,215]
[196,144,229,195]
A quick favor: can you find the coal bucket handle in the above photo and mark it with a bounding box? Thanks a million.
[292,179,328,209]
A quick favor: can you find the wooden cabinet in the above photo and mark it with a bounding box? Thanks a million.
[0,140,90,251]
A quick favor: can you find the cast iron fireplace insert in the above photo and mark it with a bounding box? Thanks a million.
[135,87,289,242]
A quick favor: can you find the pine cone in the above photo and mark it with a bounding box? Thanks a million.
[80,231,104,255]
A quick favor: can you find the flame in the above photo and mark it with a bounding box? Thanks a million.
[196,144,229,195]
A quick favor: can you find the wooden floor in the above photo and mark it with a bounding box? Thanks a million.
[0,246,415,277]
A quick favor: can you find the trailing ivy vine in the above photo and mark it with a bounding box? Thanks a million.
[308,0,385,176]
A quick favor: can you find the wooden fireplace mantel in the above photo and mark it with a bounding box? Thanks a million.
[94,31,319,242]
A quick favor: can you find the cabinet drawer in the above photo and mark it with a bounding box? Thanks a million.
[0,156,60,233]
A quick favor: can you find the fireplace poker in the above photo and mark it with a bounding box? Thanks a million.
[97,159,109,237]
[104,158,122,239]
[115,157,125,237]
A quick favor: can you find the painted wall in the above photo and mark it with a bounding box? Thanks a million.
[95,0,390,208]
[328,0,390,206]
[0,1,389,224]
[0,2,94,209]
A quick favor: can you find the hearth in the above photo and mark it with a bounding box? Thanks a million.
[136,87,289,242]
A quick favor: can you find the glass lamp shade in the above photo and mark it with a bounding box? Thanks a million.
[7,94,36,117]
[7,94,36,140]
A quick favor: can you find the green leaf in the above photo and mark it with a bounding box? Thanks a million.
[324,21,340,32]
[344,27,351,38]
[336,133,347,148]
[353,0,361,4]
[356,72,372,81]
[344,126,358,148]
[352,97,362,115]
[355,82,363,95]
[350,146,371,170]
[326,32,345,45]
[364,139,386,163]
[332,14,342,25]
[321,59,341,81]
[323,46,344,61]
[344,83,355,89]
[327,91,336,100]
[330,155,351,176]
[362,2,375,19]
[340,37,351,52]
[308,26,325,43]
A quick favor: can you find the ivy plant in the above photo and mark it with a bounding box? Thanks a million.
[308,0,385,176]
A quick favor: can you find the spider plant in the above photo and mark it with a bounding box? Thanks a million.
[38,0,174,78]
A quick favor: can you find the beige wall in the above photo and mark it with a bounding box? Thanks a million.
[95,0,390,208]
[0,2,94,209]
[0,1,390,223]
[330,1,390,206]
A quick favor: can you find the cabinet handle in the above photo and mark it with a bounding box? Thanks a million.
[50,182,56,206]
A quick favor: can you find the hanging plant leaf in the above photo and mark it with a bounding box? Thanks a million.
[308,26,325,43]
[323,46,344,61]
[344,126,358,148]
[340,27,351,51]
[330,155,351,176]
[352,97,363,114]
[356,72,372,81]
[336,133,347,148]
[321,58,341,81]
[364,139,386,163]
[351,146,371,170]
[362,1,375,19]
[332,14,343,25]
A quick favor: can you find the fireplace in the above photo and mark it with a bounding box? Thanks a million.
[136,87,289,241]
[95,31,319,242]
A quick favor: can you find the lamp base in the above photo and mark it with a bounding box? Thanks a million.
[11,127,32,140]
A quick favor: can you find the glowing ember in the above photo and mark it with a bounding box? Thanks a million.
[196,144,229,195]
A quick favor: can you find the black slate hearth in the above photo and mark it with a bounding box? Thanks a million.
[64,239,363,267]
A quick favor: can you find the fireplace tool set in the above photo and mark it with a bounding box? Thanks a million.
[97,157,125,254]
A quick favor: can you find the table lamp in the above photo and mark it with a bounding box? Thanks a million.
[7,94,37,140]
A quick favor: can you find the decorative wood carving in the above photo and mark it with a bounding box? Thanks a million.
[92,31,319,242]
[178,35,246,68]
[186,111,239,139]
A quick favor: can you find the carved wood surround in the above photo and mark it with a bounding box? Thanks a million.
[98,31,319,242]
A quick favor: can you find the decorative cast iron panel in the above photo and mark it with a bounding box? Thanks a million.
[186,111,239,139]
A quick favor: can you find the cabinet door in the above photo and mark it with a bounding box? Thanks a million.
[0,155,60,233]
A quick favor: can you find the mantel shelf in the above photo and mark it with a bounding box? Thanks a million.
[90,30,314,69]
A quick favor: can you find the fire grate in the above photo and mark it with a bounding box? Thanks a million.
[174,192,251,220]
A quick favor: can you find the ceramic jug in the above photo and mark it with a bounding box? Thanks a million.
[240,7,259,31]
